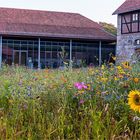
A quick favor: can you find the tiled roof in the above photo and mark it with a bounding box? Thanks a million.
[0,7,116,41]
[113,0,140,15]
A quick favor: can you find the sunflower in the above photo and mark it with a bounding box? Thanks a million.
[128,90,140,113]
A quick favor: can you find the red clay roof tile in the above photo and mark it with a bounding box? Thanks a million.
[0,7,116,41]
[113,0,140,15]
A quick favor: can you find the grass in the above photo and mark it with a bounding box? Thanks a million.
[0,62,140,140]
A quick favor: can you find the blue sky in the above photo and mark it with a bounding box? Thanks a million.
[0,0,125,26]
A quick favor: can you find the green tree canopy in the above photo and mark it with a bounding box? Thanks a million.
[99,22,117,36]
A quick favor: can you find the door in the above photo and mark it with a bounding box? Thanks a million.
[14,50,27,66]
[21,51,27,66]
[14,51,20,65]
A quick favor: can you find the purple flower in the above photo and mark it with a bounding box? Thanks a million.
[79,99,84,104]
[27,86,31,90]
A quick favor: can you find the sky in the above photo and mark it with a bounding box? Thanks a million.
[0,0,125,26]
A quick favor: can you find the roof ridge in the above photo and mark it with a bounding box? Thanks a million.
[0,7,80,15]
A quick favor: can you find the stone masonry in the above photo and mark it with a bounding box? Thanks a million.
[116,15,140,63]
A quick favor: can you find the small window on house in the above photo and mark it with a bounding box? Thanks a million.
[135,39,140,45]
[132,13,138,21]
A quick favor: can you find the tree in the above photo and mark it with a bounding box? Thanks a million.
[99,22,117,36]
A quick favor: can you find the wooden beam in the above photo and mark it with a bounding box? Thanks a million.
[123,16,131,32]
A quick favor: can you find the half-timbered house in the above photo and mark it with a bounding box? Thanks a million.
[113,0,140,62]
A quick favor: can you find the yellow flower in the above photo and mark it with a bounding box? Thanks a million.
[110,67,114,71]
[67,85,72,89]
[95,70,99,73]
[133,78,139,83]
[86,84,91,91]
[112,56,116,61]
[117,66,122,70]
[101,78,108,83]
[114,76,118,81]
[119,70,125,74]
[101,65,105,70]
[78,90,84,94]
[109,62,114,66]
[88,68,94,75]
[122,62,132,69]
[122,61,127,65]
[128,90,140,113]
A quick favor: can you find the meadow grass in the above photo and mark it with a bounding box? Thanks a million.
[0,62,140,140]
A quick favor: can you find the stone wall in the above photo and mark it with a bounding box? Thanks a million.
[116,15,140,63]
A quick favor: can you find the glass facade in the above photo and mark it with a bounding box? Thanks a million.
[101,43,116,64]
[2,37,116,68]
[40,40,70,68]
[2,39,39,68]
[72,42,99,67]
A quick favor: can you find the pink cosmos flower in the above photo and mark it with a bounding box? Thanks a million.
[74,82,87,90]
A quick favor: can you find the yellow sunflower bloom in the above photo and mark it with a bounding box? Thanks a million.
[128,90,140,113]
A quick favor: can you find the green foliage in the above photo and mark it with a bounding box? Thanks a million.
[100,22,117,36]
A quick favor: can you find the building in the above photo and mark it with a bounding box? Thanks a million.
[0,7,116,69]
[113,0,140,62]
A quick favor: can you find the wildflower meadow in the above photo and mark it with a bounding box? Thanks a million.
[0,61,140,139]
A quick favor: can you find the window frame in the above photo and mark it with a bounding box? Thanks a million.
[121,11,140,34]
